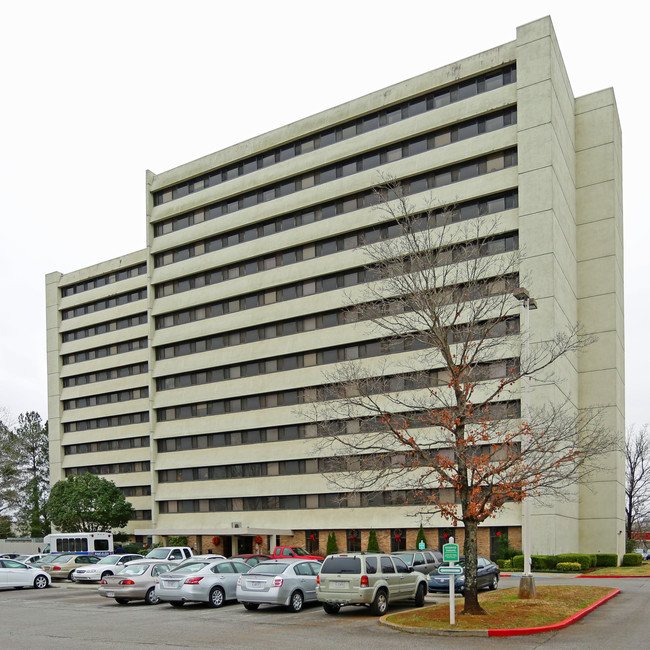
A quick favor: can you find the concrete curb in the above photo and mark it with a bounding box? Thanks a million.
[378,588,620,637]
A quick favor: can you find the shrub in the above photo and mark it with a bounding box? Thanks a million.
[531,555,558,570]
[496,559,512,569]
[555,553,591,570]
[326,532,339,555]
[167,536,188,546]
[556,562,581,572]
[625,537,637,553]
[415,525,427,549]
[122,543,144,555]
[367,529,380,552]
[512,555,524,570]
[596,553,618,567]
[590,554,597,568]
[622,553,643,566]
[495,535,520,560]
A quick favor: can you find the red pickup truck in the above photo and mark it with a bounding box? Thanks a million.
[271,546,325,561]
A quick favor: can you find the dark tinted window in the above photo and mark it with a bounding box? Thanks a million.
[380,557,395,574]
[393,557,410,573]
[320,557,362,574]
[365,557,378,574]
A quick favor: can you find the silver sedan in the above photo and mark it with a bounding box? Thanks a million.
[235,559,322,612]
[98,561,174,605]
[73,553,143,582]
[156,560,251,608]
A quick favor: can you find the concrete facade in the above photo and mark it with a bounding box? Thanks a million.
[46,16,624,557]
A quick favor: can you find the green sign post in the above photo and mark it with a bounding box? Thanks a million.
[442,543,459,563]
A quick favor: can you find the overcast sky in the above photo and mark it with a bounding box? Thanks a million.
[1,1,647,428]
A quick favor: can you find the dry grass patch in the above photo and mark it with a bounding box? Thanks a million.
[385,586,614,630]
[588,562,650,576]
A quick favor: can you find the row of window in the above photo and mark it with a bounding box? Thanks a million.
[62,362,148,389]
[62,313,147,343]
[60,263,147,298]
[154,272,518,362]
[65,460,150,476]
[64,435,150,455]
[153,64,516,206]
[63,387,149,411]
[63,411,149,433]
[155,323,517,393]
[130,510,152,520]
[154,190,518,301]
[61,288,147,321]
[155,399,520,453]
[155,229,518,331]
[154,139,517,238]
[157,438,516,484]
[158,488,449,513]
[154,186,517,270]
[121,486,152,497]
[62,337,147,366]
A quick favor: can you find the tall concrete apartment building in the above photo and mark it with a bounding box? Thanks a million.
[46,17,625,558]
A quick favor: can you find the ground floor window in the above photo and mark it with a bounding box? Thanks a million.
[490,526,508,561]
[347,529,361,552]
[391,529,406,551]
[438,528,455,550]
[305,530,319,554]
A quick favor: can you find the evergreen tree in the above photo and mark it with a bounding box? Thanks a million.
[416,524,428,549]
[367,529,380,551]
[326,531,339,555]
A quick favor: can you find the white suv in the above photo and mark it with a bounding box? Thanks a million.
[316,552,427,615]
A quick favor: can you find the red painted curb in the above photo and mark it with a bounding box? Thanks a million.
[487,588,620,637]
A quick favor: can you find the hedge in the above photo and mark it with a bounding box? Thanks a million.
[555,553,592,570]
[557,562,582,572]
[622,553,643,566]
[596,553,618,567]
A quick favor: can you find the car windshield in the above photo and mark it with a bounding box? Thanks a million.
[14,555,28,562]
[320,557,362,574]
[97,556,121,565]
[52,554,76,563]
[291,548,310,556]
[120,564,149,576]
[146,549,171,559]
[170,562,209,573]
[35,554,60,564]
[250,563,288,575]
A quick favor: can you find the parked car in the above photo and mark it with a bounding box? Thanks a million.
[72,553,143,582]
[427,556,500,594]
[391,550,442,574]
[144,547,193,563]
[30,553,63,567]
[156,559,251,608]
[0,553,22,559]
[41,553,102,580]
[98,560,174,605]
[316,552,428,616]
[173,554,225,570]
[229,554,271,567]
[13,554,47,565]
[270,546,324,561]
[236,558,322,612]
[0,559,50,589]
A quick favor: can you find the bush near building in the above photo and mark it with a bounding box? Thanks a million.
[622,553,643,566]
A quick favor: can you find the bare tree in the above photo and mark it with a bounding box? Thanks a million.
[625,424,650,544]
[310,183,617,615]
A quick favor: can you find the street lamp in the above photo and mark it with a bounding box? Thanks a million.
[513,287,537,599]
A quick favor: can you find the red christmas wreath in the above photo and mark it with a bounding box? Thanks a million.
[212,536,221,546]
[254,535,264,545]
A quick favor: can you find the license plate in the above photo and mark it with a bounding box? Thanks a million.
[246,580,265,590]
[107,592,115,597]
[163,580,181,588]
[333,581,347,589]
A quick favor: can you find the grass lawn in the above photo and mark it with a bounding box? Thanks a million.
[384,586,615,631]
[586,563,650,576]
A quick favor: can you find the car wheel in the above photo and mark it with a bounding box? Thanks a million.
[243,602,259,610]
[323,603,340,615]
[488,575,498,591]
[145,587,160,605]
[33,575,48,590]
[414,582,426,607]
[288,590,304,612]
[115,598,129,605]
[170,601,184,608]
[208,586,225,608]
[369,589,388,616]
[101,571,113,580]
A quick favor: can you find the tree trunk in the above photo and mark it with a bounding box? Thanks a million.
[461,519,487,615]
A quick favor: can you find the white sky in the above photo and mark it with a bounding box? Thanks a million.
[1,1,647,428]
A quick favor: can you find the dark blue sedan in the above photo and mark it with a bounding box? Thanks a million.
[427,556,500,594]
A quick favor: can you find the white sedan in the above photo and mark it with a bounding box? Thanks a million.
[0,559,51,590]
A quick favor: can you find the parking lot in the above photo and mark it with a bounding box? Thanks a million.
[2,576,650,649]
